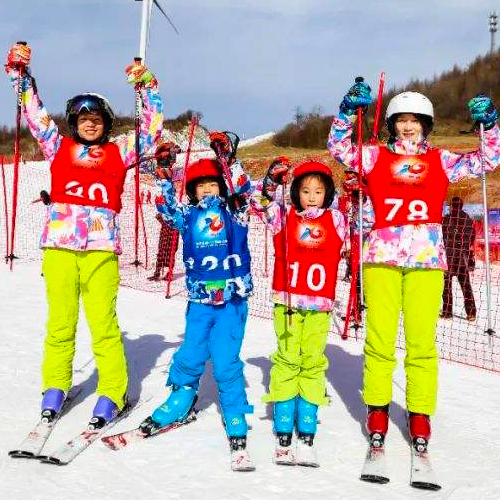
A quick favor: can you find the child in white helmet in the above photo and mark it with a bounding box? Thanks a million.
[328,82,500,459]
[4,43,163,428]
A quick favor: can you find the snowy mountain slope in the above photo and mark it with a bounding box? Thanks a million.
[1,263,499,500]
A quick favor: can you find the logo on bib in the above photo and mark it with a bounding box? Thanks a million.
[391,158,428,184]
[297,223,325,247]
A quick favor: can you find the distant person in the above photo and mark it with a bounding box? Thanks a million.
[441,197,476,321]
[148,212,178,281]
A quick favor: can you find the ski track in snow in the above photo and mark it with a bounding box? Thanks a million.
[1,263,500,500]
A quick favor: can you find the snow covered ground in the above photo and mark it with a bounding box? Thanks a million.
[1,262,500,500]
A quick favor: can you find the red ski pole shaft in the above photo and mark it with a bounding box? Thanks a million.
[215,144,236,195]
[370,72,385,145]
[9,44,27,270]
[1,156,10,264]
[280,180,293,329]
[165,116,198,298]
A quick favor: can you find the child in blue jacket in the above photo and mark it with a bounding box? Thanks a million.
[150,136,254,453]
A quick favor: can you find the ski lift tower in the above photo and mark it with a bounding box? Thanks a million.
[490,12,498,53]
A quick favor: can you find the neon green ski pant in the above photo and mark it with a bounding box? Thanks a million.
[41,249,128,408]
[363,264,444,415]
[262,304,330,406]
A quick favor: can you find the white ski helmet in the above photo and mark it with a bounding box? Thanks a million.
[385,91,434,137]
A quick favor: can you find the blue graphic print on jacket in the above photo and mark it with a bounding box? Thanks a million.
[155,160,253,305]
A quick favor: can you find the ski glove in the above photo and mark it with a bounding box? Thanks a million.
[339,81,373,117]
[125,62,158,89]
[209,131,232,155]
[469,93,498,130]
[154,166,173,180]
[267,156,292,184]
[5,42,31,70]
[228,193,246,212]
[342,169,367,193]
[155,141,181,168]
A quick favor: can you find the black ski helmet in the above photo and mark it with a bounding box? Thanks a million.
[65,92,115,144]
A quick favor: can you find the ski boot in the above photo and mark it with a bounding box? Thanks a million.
[296,397,319,467]
[408,412,431,452]
[273,398,296,465]
[366,404,389,448]
[89,396,120,430]
[224,413,248,440]
[41,388,65,423]
[151,385,197,428]
[224,413,254,472]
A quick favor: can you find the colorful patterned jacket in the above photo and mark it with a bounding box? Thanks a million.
[327,115,500,270]
[8,70,163,254]
[155,160,254,305]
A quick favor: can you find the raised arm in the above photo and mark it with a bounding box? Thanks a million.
[114,61,164,166]
[440,94,500,182]
[4,43,62,162]
[327,80,378,174]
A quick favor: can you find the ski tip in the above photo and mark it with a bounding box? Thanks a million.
[411,481,441,491]
[360,474,390,484]
[101,437,121,451]
[8,450,35,459]
[297,461,320,468]
[232,465,256,472]
[40,456,63,466]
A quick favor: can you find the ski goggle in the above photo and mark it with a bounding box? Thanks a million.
[67,96,104,117]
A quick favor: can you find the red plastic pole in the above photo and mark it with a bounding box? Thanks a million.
[1,157,10,264]
[165,116,198,298]
[9,48,26,270]
[370,72,385,145]
[138,200,149,269]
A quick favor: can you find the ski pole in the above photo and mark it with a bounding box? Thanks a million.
[214,143,236,195]
[132,56,143,268]
[370,72,385,145]
[165,116,198,298]
[280,178,293,348]
[8,41,27,270]
[355,77,366,326]
[1,156,9,264]
[479,122,495,345]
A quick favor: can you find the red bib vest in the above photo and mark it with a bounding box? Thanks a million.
[273,208,342,299]
[367,147,449,229]
[50,137,127,213]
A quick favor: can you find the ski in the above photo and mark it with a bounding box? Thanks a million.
[274,435,295,466]
[101,407,199,451]
[39,398,146,465]
[295,435,319,468]
[360,443,390,484]
[8,388,81,460]
[229,437,255,472]
[410,440,441,491]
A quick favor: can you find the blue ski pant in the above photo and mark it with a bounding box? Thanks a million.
[167,298,253,416]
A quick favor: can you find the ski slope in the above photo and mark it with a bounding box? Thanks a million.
[1,262,499,500]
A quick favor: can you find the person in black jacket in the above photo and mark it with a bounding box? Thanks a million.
[441,197,476,321]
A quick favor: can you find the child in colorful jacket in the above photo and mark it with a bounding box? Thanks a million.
[149,135,254,459]
[328,82,500,453]
[4,43,163,427]
[252,157,346,465]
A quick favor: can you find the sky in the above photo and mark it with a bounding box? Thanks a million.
[0,0,499,138]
